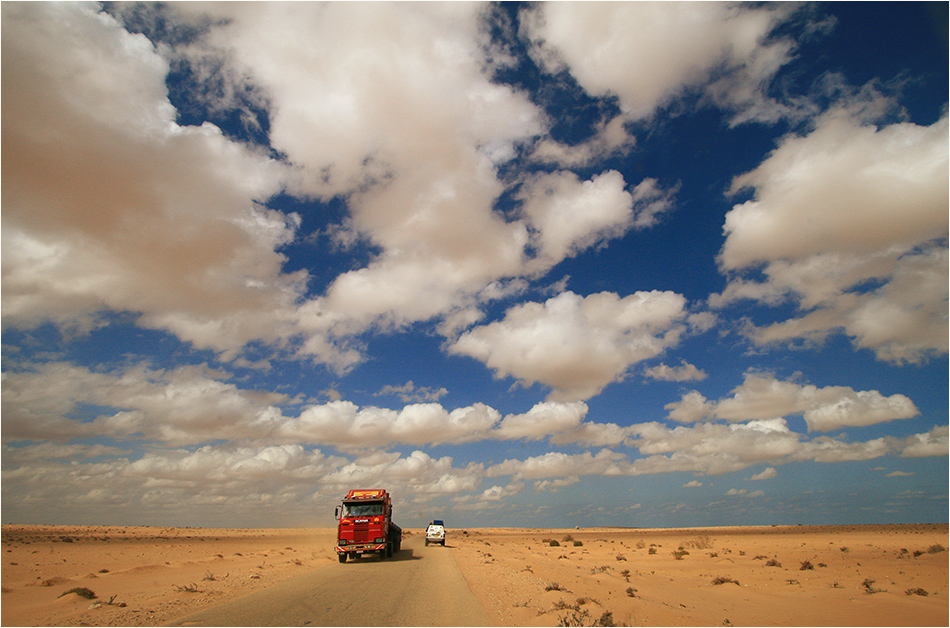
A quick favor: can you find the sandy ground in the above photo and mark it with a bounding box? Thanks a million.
[1,524,946,627]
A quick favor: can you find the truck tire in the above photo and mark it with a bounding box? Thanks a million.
[441,539,445,546]
[386,542,393,558]
[425,539,429,546]
[338,553,347,563]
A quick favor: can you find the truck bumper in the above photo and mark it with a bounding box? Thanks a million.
[336,543,385,554]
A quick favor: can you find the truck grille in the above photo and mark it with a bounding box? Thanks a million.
[352,525,370,542]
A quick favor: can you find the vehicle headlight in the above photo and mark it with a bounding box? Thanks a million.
[374,537,385,543]
[338,539,347,545]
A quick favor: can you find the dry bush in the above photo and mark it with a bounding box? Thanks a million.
[765,558,781,567]
[927,544,946,554]
[59,587,96,599]
[682,535,714,550]
[712,576,739,586]
[647,547,657,555]
[562,534,575,543]
[546,582,566,591]
[906,588,929,596]
[625,586,636,597]
[174,583,202,593]
[862,579,884,594]
[799,560,814,571]
[672,549,689,560]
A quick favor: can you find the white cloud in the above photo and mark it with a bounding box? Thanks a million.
[715,106,949,363]
[644,361,708,382]
[1,3,307,358]
[487,449,629,480]
[520,170,636,270]
[896,425,949,458]
[449,290,689,400]
[493,401,587,441]
[665,373,919,432]
[683,480,703,488]
[748,467,778,481]
[522,2,803,122]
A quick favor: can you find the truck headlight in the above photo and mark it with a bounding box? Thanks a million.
[338,539,347,545]
[374,537,385,543]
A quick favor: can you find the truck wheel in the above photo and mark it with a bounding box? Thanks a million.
[441,539,445,546]
[425,539,429,546]
[338,553,347,563]
[386,543,393,558]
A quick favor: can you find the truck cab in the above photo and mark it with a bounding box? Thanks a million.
[425,519,446,546]
[335,489,402,562]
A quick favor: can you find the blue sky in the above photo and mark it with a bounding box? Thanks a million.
[2,2,947,530]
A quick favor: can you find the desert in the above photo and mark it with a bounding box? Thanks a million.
[1,524,947,627]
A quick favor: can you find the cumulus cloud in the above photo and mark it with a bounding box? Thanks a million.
[714,105,949,363]
[748,467,778,481]
[644,361,708,382]
[522,2,804,122]
[1,3,309,358]
[665,373,919,432]
[449,290,689,400]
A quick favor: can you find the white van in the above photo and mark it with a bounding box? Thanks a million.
[425,520,445,546]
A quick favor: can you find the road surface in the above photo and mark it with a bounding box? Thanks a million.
[168,534,489,626]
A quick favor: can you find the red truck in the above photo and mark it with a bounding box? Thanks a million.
[334,489,402,563]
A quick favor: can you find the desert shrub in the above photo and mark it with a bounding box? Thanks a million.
[672,549,689,560]
[549,540,561,547]
[927,544,946,554]
[59,587,96,599]
[636,540,646,549]
[648,547,657,555]
[799,560,814,571]
[563,534,574,543]
[709,552,718,558]
[625,586,636,597]
[862,579,884,594]
[553,599,580,611]
[556,609,588,627]
[615,553,626,562]
[203,572,216,581]
[906,588,929,596]
[174,583,202,593]
[619,569,630,581]
[97,569,109,574]
[574,540,583,547]
[683,535,714,550]
[546,582,565,591]
[590,565,610,574]
[839,546,849,553]
[712,576,739,586]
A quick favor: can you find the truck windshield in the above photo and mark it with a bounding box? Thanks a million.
[342,502,384,517]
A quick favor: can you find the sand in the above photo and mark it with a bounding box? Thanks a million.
[2,523,946,626]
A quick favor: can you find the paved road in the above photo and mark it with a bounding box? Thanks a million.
[168,534,489,626]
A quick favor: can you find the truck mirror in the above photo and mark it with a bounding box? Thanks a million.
[334,506,340,519]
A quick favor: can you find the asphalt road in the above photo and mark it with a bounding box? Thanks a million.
[168,534,489,627]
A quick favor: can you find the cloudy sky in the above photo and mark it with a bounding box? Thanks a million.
[2,2,947,529]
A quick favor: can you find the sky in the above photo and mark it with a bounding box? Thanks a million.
[2,2,947,530]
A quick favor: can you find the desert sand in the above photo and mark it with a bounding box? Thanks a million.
[1,523,946,627]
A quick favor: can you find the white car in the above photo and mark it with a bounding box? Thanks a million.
[425,520,445,546]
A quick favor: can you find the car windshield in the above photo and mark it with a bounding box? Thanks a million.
[342,501,384,517]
